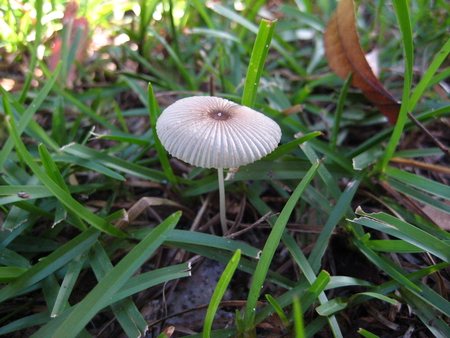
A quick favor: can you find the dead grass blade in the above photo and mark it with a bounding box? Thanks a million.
[115,197,192,231]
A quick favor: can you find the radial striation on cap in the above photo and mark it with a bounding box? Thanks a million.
[156,96,281,169]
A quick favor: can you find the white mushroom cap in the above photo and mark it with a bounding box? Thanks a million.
[156,96,281,169]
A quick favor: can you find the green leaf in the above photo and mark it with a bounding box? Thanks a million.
[0,227,100,303]
[265,294,289,327]
[352,210,450,262]
[203,249,241,338]
[4,116,126,237]
[241,18,277,108]
[244,160,320,330]
[0,267,28,283]
[0,63,61,168]
[316,297,348,316]
[148,82,178,186]
[32,211,181,338]
[61,143,167,182]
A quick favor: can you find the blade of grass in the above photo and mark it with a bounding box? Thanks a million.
[401,288,450,337]
[292,296,306,338]
[38,144,87,231]
[308,170,365,273]
[32,211,181,338]
[212,4,306,77]
[358,329,380,338]
[0,246,30,268]
[265,294,289,327]
[89,242,147,337]
[243,160,321,331]
[241,18,277,108]
[385,166,450,199]
[0,227,100,303]
[52,154,126,181]
[263,131,323,161]
[148,83,178,186]
[386,179,450,215]
[0,63,62,168]
[351,210,450,262]
[203,249,241,338]
[281,233,343,338]
[352,237,422,292]
[61,143,167,182]
[409,36,450,112]
[375,0,413,172]
[51,252,87,317]
[111,263,191,304]
[4,116,126,237]
[330,73,352,150]
[18,0,43,103]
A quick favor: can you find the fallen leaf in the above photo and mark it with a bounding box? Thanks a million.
[422,204,450,231]
[324,0,400,124]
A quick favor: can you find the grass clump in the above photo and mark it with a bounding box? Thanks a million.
[0,0,449,337]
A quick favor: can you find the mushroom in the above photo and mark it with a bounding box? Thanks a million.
[156,96,281,233]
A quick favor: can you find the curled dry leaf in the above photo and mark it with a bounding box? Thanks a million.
[324,0,400,124]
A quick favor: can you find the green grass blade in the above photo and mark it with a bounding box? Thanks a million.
[292,296,306,338]
[51,252,87,317]
[131,229,260,259]
[308,170,365,273]
[352,238,422,292]
[0,63,61,168]
[61,143,167,182]
[18,0,43,103]
[401,289,450,338]
[0,267,28,283]
[385,166,450,199]
[358,328,380,338]
[243,160,321,330]
[148,83,178,186]
[409,36,450,111]
[52,154,126,181]
[38,144,87,231]
[330,73,352,150]
[351,210,450,262]
[0,227,100,303]
[376,0,414,172]
[203,249,241,338]
[111,263,191,304]
[265,294,289,327]
[262,131,322,161]
[0,312,52,336]
[0,246,30,268]
[4,116,126,237]
[32,211,181,338]
[89,242,147,337]
[241,19,277,108]
[387,179,450,215]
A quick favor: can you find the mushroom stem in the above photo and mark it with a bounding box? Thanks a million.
[217,167,227,234]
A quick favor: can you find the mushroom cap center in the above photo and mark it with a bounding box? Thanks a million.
[208,109,232,120]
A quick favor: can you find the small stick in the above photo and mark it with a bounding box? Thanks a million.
[408,112,449,157]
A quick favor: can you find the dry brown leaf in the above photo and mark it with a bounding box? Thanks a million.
[422,204,450,231]
[324,0,400,124]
